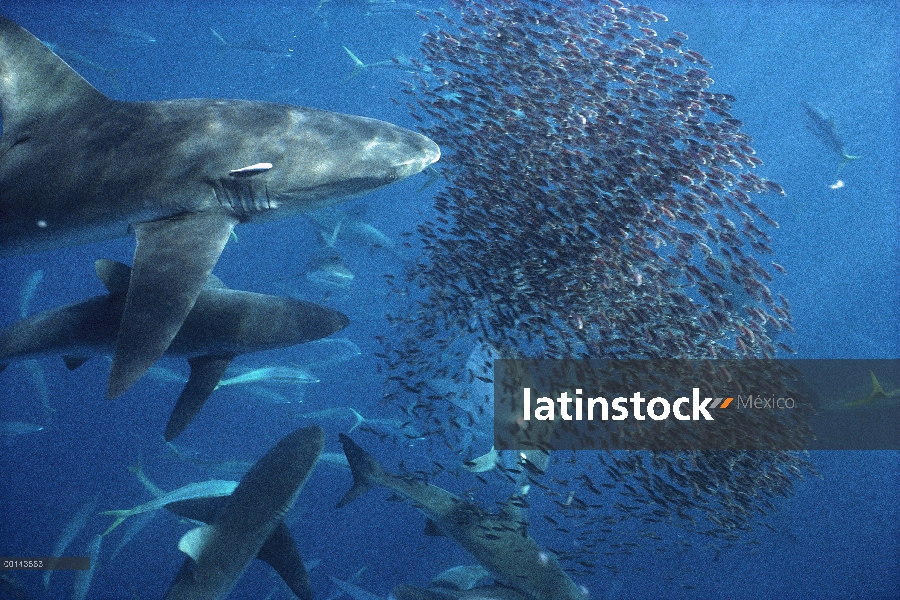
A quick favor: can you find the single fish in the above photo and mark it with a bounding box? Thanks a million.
[801,101,861,173]
[0,421,44,436]
[99,480,239,536]
[216,365,319,388]
[45,498,97,590]
[70,534,102,600]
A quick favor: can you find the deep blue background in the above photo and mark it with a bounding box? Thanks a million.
[0,2,898,599]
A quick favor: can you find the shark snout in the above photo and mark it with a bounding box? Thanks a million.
[331,309,351,333]
[396,131,440,178]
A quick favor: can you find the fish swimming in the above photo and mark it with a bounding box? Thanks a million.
[163,425,324,600]
[215,365,320,388]
[306,203,403,257]
[801,101,860,173]
[100,479,240,536]
[296,406,421,437]
[305,242,356,290]
[342,46,422,80]
[337,435,585,600]
[70,534,103,600]
[0,15,439,400]
[44,498,97,590]
[844,371,900,407]
[0,421,44,436]
[0,259,349,440]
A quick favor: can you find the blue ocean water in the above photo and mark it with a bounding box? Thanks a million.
[0,1,897,599]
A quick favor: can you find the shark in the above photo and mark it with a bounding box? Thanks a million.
[390,583,532,600]
[0,259,349,440]
[0,15,439,400]
[163,424,324,600]
[337,435,585,600]
[325,576,530,600]
[0,421,44,437]
[801,101,860,174]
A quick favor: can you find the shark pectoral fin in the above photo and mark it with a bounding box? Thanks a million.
[257,521,313,600]
[94,259,132,294]
[62,356,91,370]
[178,525,215,562]
[423,519,446,537]
[203,274,227,290]
[108,213,238,399]
[165,355,235,442]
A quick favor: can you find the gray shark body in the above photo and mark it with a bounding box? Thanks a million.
[0,15,439,399]
[338,435,584,600]
[391,583,532,600]
[164,425,325,600]
[0,259,348,440]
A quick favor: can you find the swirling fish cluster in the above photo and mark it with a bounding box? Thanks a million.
[378,0,812,571]
[396,0,792,360]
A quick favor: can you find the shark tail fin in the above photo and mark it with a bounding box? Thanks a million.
[347,408,365,433]
[836,151,861,176]
[342,46,367,80]
[320,222,341,249]
[336,434,384,508]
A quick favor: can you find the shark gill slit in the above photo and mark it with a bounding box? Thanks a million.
[243,181,253,213]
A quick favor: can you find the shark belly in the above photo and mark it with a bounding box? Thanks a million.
[414,498,584,600]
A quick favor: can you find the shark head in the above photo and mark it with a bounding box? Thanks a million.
[0,14,439,405]
[204,104,441,220]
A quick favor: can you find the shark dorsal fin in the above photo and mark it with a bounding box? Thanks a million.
[870,371,886,398]
[95,258,225,295]
[0,16,107,146]
[178,525,215,562]
[95,259,132,294]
